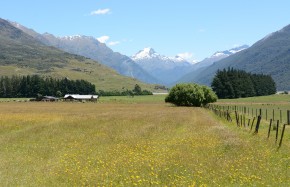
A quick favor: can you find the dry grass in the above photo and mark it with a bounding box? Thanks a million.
[0,101,289,186]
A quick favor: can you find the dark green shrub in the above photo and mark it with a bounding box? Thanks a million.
[165,83,217,107]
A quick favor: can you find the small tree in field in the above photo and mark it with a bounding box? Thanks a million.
[165,83,217,107]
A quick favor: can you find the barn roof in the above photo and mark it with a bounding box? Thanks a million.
[64,94,98,99]
[43,96,59,100]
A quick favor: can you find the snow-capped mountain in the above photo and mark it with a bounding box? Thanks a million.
[132,47,191,64]
[177,45,249,85]
[132,48,193,85]
[192,45,249,70]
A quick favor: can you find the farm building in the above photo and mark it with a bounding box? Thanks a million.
[41,96,59,102]
[64,94,99,102]
[30,96,59,102]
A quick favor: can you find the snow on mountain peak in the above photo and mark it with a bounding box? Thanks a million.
[58,35,95,41]
[143,47,156,55]
[211,45,248,58]
[132,48,194,66]
[132,47,159,60]
[59,35,82,40]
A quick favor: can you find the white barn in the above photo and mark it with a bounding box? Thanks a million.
[64,94,99,102]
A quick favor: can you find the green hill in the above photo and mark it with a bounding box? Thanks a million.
[185,24,290,91]
[0,18,159,92]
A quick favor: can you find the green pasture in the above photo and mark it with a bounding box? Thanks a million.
[0,95,289,186]
[217,94,290,124]
[98,94,166,104]
[218,94,290,104]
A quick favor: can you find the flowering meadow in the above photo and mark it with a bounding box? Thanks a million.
[0,97,289,186]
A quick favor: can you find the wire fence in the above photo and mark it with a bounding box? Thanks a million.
[205,103,290,148]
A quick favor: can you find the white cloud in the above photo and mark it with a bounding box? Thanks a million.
[178,52,193,60]
[108,41,120,46]
[96,36,120,46]
[97,36,110,43]
[178,52,198,64]
[90,8,111,15]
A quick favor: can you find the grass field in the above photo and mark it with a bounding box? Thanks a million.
[217,94,290,124]
[0,95,289,186]
[218,94,290,104]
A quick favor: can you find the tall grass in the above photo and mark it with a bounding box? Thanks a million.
[0,99,289,186]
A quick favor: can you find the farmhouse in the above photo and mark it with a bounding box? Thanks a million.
[64,94,99,102]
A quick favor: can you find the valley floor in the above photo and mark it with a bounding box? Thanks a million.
[0,97,289,186]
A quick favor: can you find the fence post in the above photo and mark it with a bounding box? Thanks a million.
[235,111,239,127]
[279,110,290,148]
[254,109,262,134]
[267,119,273,138]
[279,124,286,148]
[275,120,279,144]
[288,110,290,124]
[280,110,282,124]
[251,117,256,131]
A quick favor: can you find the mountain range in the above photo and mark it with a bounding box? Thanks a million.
[3,18,290,91]
[0,18,158,92]
[10,20,252,87]
[183,24,290,90]
[10,21,158,84]
[178,45,249,84]
[132,48,193,85]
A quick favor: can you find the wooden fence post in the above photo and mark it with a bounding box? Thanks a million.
[279,110,290,148]
[288,110,290,125]
[279,124,286,148]
[235,111,239,127]
[254,110,262,134]
[280,110,282,124]
[267,119,273,138]
[275,120,279,144]
[251,117,256,131]
[254,115,262,133]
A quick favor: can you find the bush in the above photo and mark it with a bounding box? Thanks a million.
[165,83,217,107]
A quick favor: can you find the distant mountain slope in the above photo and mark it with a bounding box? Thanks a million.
[193,45,249,70]
[0,18,156,91]
[178,45,249,83]
[10,21,158,84]
[132,48,193,85]
[189,24,290,90]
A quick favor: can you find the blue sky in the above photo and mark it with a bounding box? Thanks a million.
[1,0,290,61]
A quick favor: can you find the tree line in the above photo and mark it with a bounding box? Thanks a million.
[211,68,276,99]
[0,75,96,98]
[97,84,152,96]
